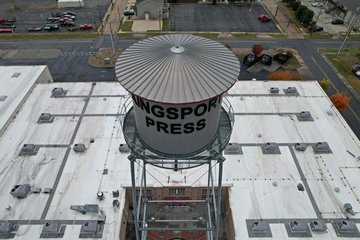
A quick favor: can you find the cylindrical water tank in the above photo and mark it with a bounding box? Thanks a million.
[116,34,240,156]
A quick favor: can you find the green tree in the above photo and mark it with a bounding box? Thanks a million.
[301,9,314,25]
[296,5,307,19]
[318,79,331,91]
[291,1,300,11]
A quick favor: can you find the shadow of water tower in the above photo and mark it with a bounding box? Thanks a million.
[116,34,240,240]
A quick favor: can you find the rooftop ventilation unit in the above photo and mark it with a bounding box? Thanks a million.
[70,204,99,214]
[224,143,242,155]
[40,221,65,238]
[31,187,42,194]
[51,87,67,97]
[19,144,39,156]
[284,87,298,95]
[261,142,281,154]
[296,111,314,121]
[0,96,7,101]
[0,221,17,238]
[312,142,332,154]
[10,184,31,199]
[11,72,21,78]
[344,203,355,216]
[79,221,104,238]
[246,220,272,237]
[269,87,279,94]
[37,113,55,124]
[310,220,327,232]
[119,143,130,153]
[73,143,86,153]
[286,220,312,237]
[43,188,52,194]
[333,220,360,237]
[294,143,307,151]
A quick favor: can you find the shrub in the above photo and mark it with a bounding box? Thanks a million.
[330,92,351,113]
[292,1,300,11]
[296,5,307,19]
[268,70,304,80]
[286,50,294,58]
[251,44,264,56]
[318,79,331,91]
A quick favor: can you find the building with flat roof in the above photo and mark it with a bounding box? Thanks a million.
[0,66,360,239]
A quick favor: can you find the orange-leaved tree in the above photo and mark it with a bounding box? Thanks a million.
[330,92,351,113]
[251,44,264,56]
[268,70,304,80]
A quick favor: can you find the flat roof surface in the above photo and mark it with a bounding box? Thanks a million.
[0,79,360,239]
[0,66,47,136]
[115,34,240,104]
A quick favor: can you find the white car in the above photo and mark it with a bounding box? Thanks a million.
[312,2,323,7]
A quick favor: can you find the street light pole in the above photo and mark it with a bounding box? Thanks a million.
[336,9,360,55]
[311,0,326,35]
[109,22,115,54]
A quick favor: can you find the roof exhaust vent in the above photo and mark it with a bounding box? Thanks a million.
[51,87,67,97]
[261,142,281,154]
[38,113,55,124]
[297,111,314,121]
[313,142,332,154]
[284,87,298,95]
[269,87,279,94]
[246,220,272,237]
[40,221,65,238]
[0,96,7,101]
[310,220,327,232]
[119,143,130,153]
[224,143,242,155]
[332,220,360,237]
[79,221,104,238]
[73,143,86,153]
[10,184,31,198]
[19,144,39,156]
[295,143,307,151]
[344,203,355,216]
[286,220,312,237]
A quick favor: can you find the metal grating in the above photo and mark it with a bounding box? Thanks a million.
[115,34,240,104]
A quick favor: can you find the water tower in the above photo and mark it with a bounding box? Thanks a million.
[116,34,240,240]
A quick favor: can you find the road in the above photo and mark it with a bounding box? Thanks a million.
[0,36,359,137]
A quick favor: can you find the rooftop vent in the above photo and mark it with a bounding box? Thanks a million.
[40,221,65,238]
[11,72,21,78]
[310,220,327,232]
[312,142,332,154]
[246,220,272,237]
[119,143,130,153]
[19,144,39,156]
[70,204,99,214]
[37,113,55,124]
[73,143,86,153]
[294,143,307,151]
[284,87,298,95]
[261,142,281,154]
[10,184,31,199]
[0,221,17,238]
[0,96,7,101]
[286,220,312,237]
[79,221,104,238]
[224,143,243,155]
[297,183,305,191]
[51,87,67,97]
[31,187,42,194]
[269,87,279,94]
[43,188,52,194]
[344,203,355,216]
[296,111,314,121]
[333,220,360,237]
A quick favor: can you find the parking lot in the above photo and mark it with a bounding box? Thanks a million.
[169,4,279,32]
[0,0,111,33]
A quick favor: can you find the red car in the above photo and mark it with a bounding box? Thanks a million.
[258,14,271,22]
[79,24,93,30]
[0,18,6,22]
[0,28,13,33]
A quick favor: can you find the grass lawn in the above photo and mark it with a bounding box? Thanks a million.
[192,33,219,38]
[283,55,302,69]
[122,21,133,31]
[231,33,257,38]
[326,52,360,96]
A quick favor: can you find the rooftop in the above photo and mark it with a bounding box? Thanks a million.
[0,66,360,239]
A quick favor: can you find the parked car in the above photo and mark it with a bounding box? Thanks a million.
[47,17,60,22]
[0,22,16,28]
[27,27,42,32]
[312,2,323,7]
[258,14,271,22]
[79,24,93,30]
[62,11,76,16]
[59,17,74,23]
[0,28,13,33]
[61,21,75,27]
[331,18,344,25]
[63,14,76,20]
[44,23,59,31]
[67,26,79,31]
[312,26,323,32]
[352,64,360,78]
[0,17,6,22]
[124,10,135,16]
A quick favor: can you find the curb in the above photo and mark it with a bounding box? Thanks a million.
[321,54,360,103]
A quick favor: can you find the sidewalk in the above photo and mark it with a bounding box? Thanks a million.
[262,0,304,39]
[102,0,128,34]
